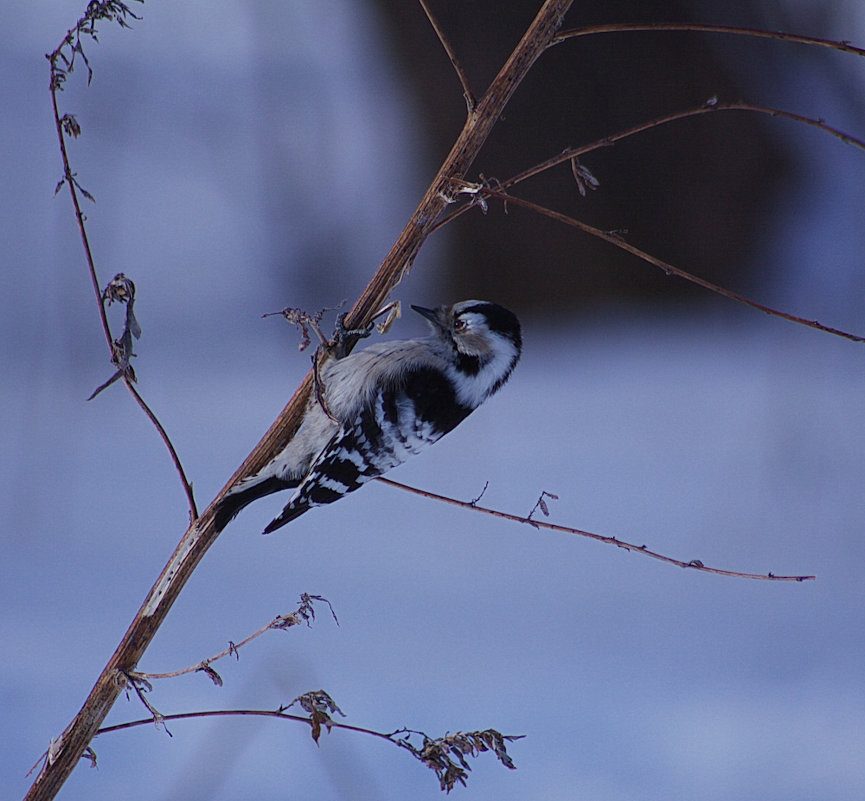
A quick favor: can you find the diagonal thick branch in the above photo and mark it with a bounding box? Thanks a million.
[25,2,574,799]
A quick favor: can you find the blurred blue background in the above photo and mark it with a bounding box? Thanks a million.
[3,2,865,800]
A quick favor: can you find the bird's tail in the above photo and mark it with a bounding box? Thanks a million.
[261,500,311,534]
[212,475,296,531]
[261,464,382,534]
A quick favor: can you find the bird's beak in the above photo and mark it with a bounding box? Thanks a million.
[411,304,441,328]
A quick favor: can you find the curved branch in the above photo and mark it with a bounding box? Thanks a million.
[456,182,864,343]
[124,382,198,518]
[501,100,865,190]
[431,99,865,343]
[552,22,865,59]
[47,6,197,520]
[93,709,521,792]
[132,594,336,681]
[377,478,816,582]
[433,99,865,236]
[418,0,476,112]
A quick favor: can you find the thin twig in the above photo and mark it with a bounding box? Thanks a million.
[132,594,337,681]
[120,673,170,734]
[93,710,520,793]
[501,100,865,189]
[26,707,370,776]
[124,382,199,518]
[96,707,384,738]
[48,61,110,347]
[47,5,198,520]
[551,22,865,59]
[131,615,291,681]
[430,98,865,344]
[467,183,865,344]
[376,478,815,582]
[432,98,865,236]
[418,0,476,112]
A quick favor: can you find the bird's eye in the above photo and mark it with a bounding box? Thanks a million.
[453,317,467,332]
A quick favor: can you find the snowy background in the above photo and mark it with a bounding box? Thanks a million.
[3,2,865,800]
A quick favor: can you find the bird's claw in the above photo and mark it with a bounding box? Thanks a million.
[334,312,374,340]
[327,312,374,358]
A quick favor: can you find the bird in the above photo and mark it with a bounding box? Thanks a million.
[213,300,521,534]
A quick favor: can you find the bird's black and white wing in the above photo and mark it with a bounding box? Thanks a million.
[213,300,521,534]
[262,364,473,532]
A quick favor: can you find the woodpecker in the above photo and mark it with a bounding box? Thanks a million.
[214,300,521,533]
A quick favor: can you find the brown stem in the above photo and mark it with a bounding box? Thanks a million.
[377,478,816,582]
[466,184,865,344]
[502,100,865,189]
[552,21,865,58]
[48,53,198,520]
[418,0,476,111]
[124,381,198,519]
[29,709,397,776]
[25,3,574,798]
[429,99,865,344]
[432,99,865,236]
[49,65,110,348]
[133,594,335,680]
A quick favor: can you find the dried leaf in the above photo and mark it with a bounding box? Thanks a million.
[61,113,82,138]
[196,663,223,687]
[392,728,522,793]
[570,157,600,196]
[289,689,345,744]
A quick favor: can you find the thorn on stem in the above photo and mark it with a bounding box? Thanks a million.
[470,481,489,506]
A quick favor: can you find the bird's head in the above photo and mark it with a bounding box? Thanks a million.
[412,300,522,406]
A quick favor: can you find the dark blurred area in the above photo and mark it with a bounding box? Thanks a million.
[373,0,796,313]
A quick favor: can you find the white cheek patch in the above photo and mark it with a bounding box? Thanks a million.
[460,330,493,356]
[452,334,519,408]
